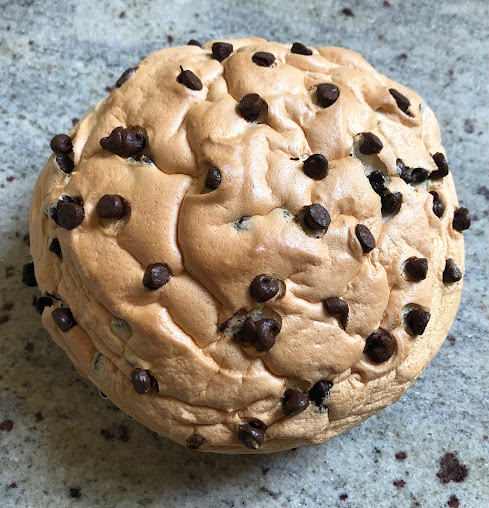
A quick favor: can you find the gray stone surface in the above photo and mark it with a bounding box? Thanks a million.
[0,0,488,506]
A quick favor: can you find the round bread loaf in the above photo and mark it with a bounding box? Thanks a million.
[29,38,469,453]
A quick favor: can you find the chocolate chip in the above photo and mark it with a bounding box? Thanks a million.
[304,204,331,231]
[453,207,471,231]
[96,194,128,219]
[49,238,62,258]
[255,319,281,351]
[55,153,75,174]
[360,133,383,155]
[186,433,205,449]
[291,42,312,55]
[389,88,411,114]
[131,368,152,394]
[116,66,138,88]
[177,67,203,91]
[324,297,349,328]
[430,191,445,218]
[404,257,428,281]
[430,152,449,180]
[237,419,267,449]
[212,42,233,62]
[364,330,395,363]
[282,388,310,416]
[397,160,412,184]
[355,224,375,253]
[443,258,462,283]
[410,167,429,184]
[406,309,430,335]
[33,296,52,314]
[303,154,328,180]
[100,126,146,158]
[368,171,388,195]
[22,262,37,287]
[187,39,201,47]
[252,51,275,67]
[238,93,266,121]
[381,192,402,214]
[52,308,77,332]
[250,274,280,302]
[143,263,171,290]
[205,164,221,190]
[51,195,73,224]
[316,83,339,108]
[309,380,333,408]
[234,317,257,345]
[50,134,72,154]
[57,201,85,230]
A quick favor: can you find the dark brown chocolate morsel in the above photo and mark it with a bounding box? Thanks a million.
[452,208,471,232]
[410,167,429,184]
[115,66,138,88]
[309,380,333,408]
[22,262,37,287]
[187,39,201,47]
[304,203,331,231]
[237,418,267,449]
[233,317,257,345]
[443,258,462,283]
[49,238,62,258]
[131,368,152,395]
[50,134,72,154]
[291,42,313,55]
[368,170,388,195]
[324,297,349,328]
[186,433,205,449]
[57,201,85,230]
[355,224,376,253]
[254,319,281,351]
[404,257,428,281]
[33,296,52,315]
[316,83,339,108]
[282,388,310,416]
[100,126,146,158]
[360,133,383,155]
[250,274,280,302]
[303,154,328,180]
[364,330,395,363]
[55,153,75,174]
[143,263,171,290]
[430,152,449,180]
[252,51,275,67]
[381,192,402,215]
[205,164,221,190]
[406,309,431,335]
[397,160,412,183]
[238,93,266,121]
[212,42,233,62]
[389,88,411,114]
[177,68,203,91]
[96,194,128,219]
[52,308,77,332]
[430,191,445,218]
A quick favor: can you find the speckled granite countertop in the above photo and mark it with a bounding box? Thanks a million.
[1,1,488,507]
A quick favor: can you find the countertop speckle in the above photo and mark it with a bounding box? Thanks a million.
[1,1,488,507]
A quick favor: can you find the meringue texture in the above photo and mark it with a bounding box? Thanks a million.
[29,38,466,453]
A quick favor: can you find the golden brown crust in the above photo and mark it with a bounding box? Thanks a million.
[30,39,464,453]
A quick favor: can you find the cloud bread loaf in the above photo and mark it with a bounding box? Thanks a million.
[28,38,470,453]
